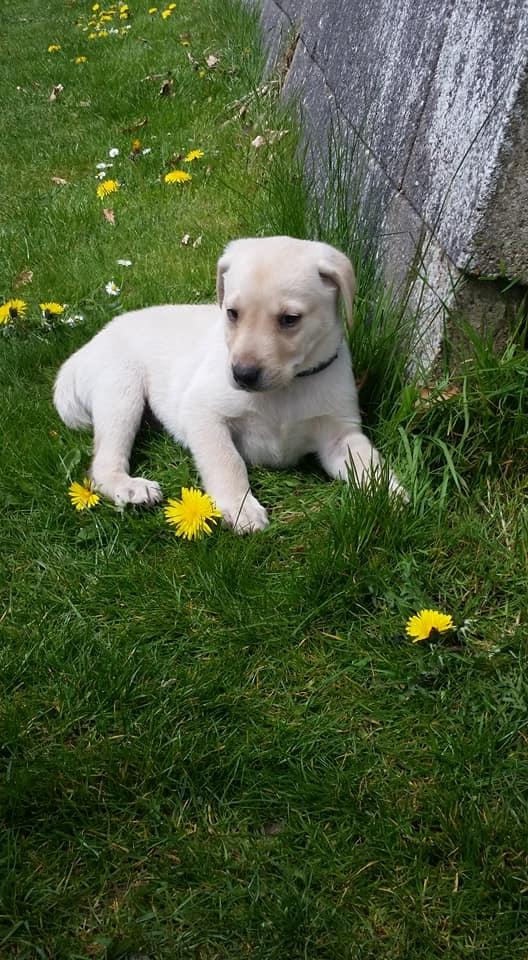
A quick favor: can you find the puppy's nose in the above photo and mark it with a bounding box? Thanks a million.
[232,363,262,389]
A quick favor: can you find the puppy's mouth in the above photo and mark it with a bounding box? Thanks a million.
[232,380,262,393]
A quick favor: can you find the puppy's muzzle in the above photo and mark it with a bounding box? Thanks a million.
[232,362,262,390]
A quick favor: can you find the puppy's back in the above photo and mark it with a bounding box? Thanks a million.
[53,303,222,430]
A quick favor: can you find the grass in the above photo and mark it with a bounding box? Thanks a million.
[1,1,528,958]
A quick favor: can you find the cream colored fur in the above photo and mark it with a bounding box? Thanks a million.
[54,236,400,532]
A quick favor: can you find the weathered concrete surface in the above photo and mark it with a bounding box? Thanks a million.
[251,0,528,365]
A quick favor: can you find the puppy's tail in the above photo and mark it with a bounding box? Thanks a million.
[53,355,91,430]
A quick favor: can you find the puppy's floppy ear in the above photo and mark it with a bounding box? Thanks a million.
[318,248,356,327]
[216,251,230,306]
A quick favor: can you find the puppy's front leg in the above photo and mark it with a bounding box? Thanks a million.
[318,423,403,495]
[186,419,268,533]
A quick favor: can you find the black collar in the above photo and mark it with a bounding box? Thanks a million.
[295,351,339,378]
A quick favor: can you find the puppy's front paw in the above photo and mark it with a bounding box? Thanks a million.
[113,477,163,506]
[388,472,409,502]
[221,492,269,534]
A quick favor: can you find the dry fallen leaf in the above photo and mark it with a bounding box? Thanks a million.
[418,384,460,404]
[251,135,266,149]
[49,83,64,102]
[51,176,69,186]
[102,208,116,225]
[159,78,174,97]
[122,116,148,132]
[414,383,461,412]
[13,269,33,288]
[267,128,289,143]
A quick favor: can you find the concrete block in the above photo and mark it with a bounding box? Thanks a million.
[258,0,292,71]
[249,0,528,364]
[403,0,528,277]
[471,73,528,283]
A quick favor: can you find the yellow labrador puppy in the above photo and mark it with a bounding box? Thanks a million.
[54,236,398,532]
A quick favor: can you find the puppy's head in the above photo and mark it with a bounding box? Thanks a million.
[216,236,355,391]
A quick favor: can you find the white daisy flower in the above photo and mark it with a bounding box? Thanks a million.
[62,313,84,327]
[109,148,119,158]
[96,161,113,170]
[116,259,132,266]
[105,280,121,296]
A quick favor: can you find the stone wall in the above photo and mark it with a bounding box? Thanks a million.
[251,0,528,364]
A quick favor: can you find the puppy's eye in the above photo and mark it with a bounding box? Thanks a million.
[278,313,301,329]
[226,308,238,323]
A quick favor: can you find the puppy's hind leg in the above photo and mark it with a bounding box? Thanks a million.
[90,371,162,506]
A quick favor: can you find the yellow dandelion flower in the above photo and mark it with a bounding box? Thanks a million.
[97,29,109,37]
[75,55,88,63]
[48,44,62,53]
[0,303,15,324]
[184,148,204,162]
[148,7,158,12]
[96,178,120,199]
[164,487,222,540]
[161,8,172,18]
[0,298,27,323]
[198,68,206,78]
[168,2,177,7]
[100,13,113,21]
[40,301,65,318]
[131,138,142,152]
[164,169,192,184]
[68,479,101,511]
[405,609,455,643]
[92,3,100,10]
[88,32,98,39]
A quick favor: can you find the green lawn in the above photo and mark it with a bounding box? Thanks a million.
[1,1,528,958]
